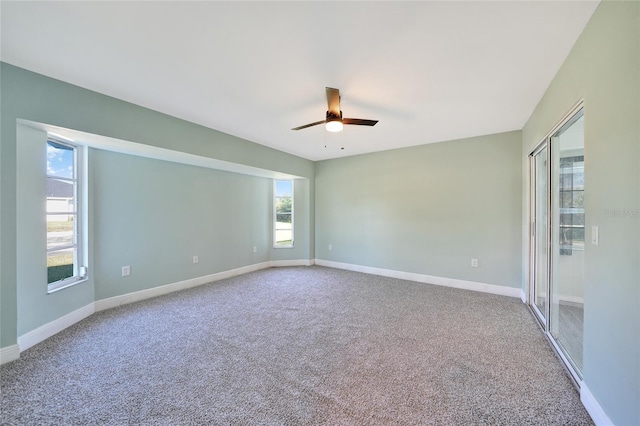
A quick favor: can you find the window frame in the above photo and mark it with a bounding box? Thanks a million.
[273,179,294,249]
[46,138,87,293]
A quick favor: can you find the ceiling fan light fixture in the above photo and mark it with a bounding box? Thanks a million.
[291,88,377,132]
[325,118,343,132]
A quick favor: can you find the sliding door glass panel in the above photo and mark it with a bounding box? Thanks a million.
[532,146,549,324]
[550,110,585,374]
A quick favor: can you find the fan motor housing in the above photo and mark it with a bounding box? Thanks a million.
[326,111,343,121]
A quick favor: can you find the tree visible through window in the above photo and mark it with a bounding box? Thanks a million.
[274,180,293,247]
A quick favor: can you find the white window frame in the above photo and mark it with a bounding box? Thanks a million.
[274,179,294,248]
[46,138,88,293]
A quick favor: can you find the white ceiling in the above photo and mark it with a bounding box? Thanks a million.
[1,1,599,161]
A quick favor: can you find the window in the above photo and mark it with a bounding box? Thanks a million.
[559,155,584,255]
[46,139,86,292]
[274,180,293,248]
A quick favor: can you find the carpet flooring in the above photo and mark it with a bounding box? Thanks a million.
[1,266,593,425]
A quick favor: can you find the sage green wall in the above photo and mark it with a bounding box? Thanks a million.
[522,1,639,424]
[316,131,522,288]
[92,149,272,300]
[1,64,314,179]
[16,125,96,336]
[1,63,314,348]
[1,67,19,348]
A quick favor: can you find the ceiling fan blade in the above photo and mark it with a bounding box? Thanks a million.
[343,118,378,126]
[291,120,326,131]
[325,87,341,117]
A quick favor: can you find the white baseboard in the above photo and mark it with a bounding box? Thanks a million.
[17,302,95,353]
[520,289,527,304]
[0,344,20,365]
[96,260,317,311]
[269,259,315,267]
[96,261,272,312]
[315,259,521,298]
[10,260,315,357]
[581,383,612,426]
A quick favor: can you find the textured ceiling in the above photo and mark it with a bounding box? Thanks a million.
[1,1,599,161]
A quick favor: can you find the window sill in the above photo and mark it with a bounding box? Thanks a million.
[47,277,88,294]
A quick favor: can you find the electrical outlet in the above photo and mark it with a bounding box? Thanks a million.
[328,244,333,251]
[471,258,479,268]
[252,246,257,253]
[193,255,199,264]
[122,265,131,277]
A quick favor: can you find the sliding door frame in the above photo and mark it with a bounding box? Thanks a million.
[527,100,585,387]
[528,141,551,328]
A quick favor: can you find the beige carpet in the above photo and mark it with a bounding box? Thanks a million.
[1,266,592,425]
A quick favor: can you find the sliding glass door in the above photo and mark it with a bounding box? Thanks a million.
[529,105,585,381]
[550,110,585,374]
[531,145,549,325]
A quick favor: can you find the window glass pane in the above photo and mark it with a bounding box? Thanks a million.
[558,191,584,209]
[276,197,292,214]
[573,169,584,190]
[46,138,83,290]
[560,192,573,207]
[46,195,75,216]
[47,215,75,251]
[276,213,291,224]
[568,227,585,243]
[275,229,292,246]
[47,141,75,179]
[559,213,572,227]
[47,249,75,284]
[276,197,292,215]
[275,180,292,197]
[573,191,584,208]
[274,180,293,247]
[46,178,74,197]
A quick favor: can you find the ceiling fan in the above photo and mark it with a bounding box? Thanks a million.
[291,87,378,132]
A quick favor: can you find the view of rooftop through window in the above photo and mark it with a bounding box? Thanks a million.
[46,140,82,290]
